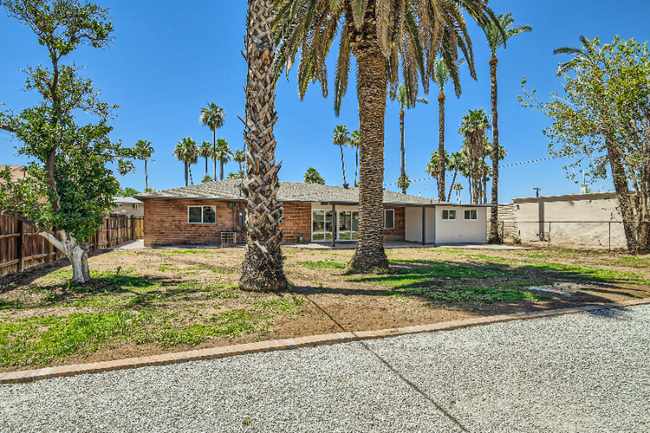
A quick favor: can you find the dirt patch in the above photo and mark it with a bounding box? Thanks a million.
[1,245,648,372]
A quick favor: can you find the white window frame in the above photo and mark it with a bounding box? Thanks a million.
[464,209,478,221]
[132,204,139,209]
[442,209,457,221]
[188,205,217,225]
[384,209,395,230]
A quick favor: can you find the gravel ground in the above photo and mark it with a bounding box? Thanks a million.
[1,305,649,433]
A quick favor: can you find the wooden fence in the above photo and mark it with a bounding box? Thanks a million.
[0,214,143,278]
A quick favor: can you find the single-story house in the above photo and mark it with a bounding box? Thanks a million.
[135,179,490,247]
[111,196,144,217]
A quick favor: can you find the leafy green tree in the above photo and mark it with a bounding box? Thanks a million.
[522,37,650,252]
[0,0,137,283]
[432,57,465,201]
[201,175,214,183]
[199,141,213,178]
[459,109,491,204]
[173,137,198,186]
[227,170,245,179]
[349,130,360,187]
[200,102,225,179]
[332,125,350,187]
[304,167,325,185]
[134,140,154,191]
[392,83,428,194]
[215,138,232,180]
[118,187,140,197]
[483,12,531,241]
[446,151,467,202]
[274,0,500,270]
[396,173,411,191]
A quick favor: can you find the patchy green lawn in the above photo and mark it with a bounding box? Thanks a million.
[0,245,648,370]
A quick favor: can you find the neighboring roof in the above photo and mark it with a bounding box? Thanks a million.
[135,179,442,206]
[0,165,28,183]
[113,196,143,204]
[512,192,617,203]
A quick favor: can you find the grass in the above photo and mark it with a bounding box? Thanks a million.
[387,285,549,304]
[298,260,348,270]
[157,250,218,255]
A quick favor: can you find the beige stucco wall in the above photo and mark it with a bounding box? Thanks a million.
[111,203,144,217]
[512,193,626,249]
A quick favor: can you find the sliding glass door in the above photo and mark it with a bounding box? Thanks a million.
[338,211,359,241]
[312,210,333,241]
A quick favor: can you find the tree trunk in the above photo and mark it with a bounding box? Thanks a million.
[213,130,218,180]
[400,109,406,194]
[239,0,287,292]
[184,161,188,186]
[355,147,358,187]
[145,158,149,190]
[438,92,446,201]
[348,0,389,270]
[189,164,194,185]
[448,169,458,202]
[41,231,90,283]
[339,145,347,187]
[205,157,209,177]
[220,160,224,180]
[488,57,500,242]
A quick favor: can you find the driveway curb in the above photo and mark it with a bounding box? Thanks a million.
[2,298,649,384]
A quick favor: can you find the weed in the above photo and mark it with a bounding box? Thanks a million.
[298,260,347,270]
[157,266,178,272]
[158,250,218,255]
[394,285,549,304]
[211,269,235,274]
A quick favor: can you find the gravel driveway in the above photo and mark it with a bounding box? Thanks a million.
[1,305,649,432]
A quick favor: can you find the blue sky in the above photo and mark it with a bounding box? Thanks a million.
[1,0,649,202]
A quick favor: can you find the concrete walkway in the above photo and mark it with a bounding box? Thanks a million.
[1,305,648,432]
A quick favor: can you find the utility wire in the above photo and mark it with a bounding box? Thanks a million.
[385,156,559,187]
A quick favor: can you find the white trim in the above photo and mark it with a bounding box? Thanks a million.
[384,209,395,229]
[463,209,478,221]
[188,205,217,225]
[441,209,457,221]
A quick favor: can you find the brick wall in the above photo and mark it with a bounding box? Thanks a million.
[282,202,311,242]
[143,199,244,246]
[143,199,312,246]
[383,206,405,242]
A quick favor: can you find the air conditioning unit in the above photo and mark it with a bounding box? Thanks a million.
[221,232,237,247]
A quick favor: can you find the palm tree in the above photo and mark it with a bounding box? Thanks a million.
[239,0,287,292]
[459,109,491,204]
[199,141,213,178]
[484,12,531,241]
[200,102,225,180]
[184,137,199,185]
[349,130,360,187]
[553,35,599,75]
[304,167,326,185]
[453,183,464,204]
[427,149,449,198]
[393,83,428,194]
[446,151,466,202]
[134,140,154,191]
[234,149,246,174]
[332,125,350,187]
[214,138,233,180]
[173,140,189,186]
[274,0,500,270]
[396,174,411,191]
[432,57,465,201]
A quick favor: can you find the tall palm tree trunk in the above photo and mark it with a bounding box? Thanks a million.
[354,148,358,187]
[447,169,458,202]
[184,161,188,186]
[220,160,225,180]
[400,109,406,194]
[489,56,501,242]
[437,92,446,201]
[205,157,209,177]
[349,2,389,270]
[239,0,287,292]
[189,164,194,185]
[213,130,217,180]
[339,145,347,186]
[145,159,149,190]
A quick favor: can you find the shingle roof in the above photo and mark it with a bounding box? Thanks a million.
[134,179,440,206]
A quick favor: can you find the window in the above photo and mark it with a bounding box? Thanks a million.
[464,209,478,220]
[237,209,246,228]
[279,207,284,224]
[442,210,456,220]
[132,204,139,209]
[384,209,395,229]
[188,206,216,224]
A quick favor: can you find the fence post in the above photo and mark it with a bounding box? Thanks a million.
[501,221,504,240]
[547,222,552,248]
[17,220,25,272]
[609,221,611,252]
[131,215,135,240]
[106,217,111,248]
